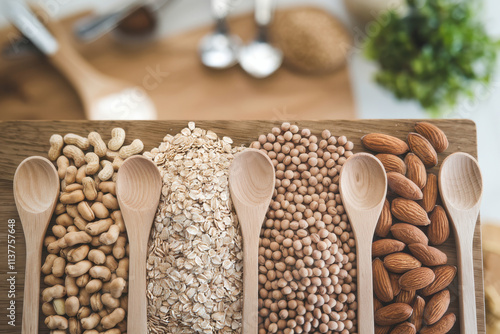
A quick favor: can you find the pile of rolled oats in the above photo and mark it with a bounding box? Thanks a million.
[144,122,243,334]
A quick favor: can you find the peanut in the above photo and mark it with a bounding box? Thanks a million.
[110,210,125,232]
[64,231,92,247]
[79,288,91,306]
[82,177,98,201]
[86,279,103,294]
[77,306,91,320]
[78,201,95,221]
[57,156,70,179]
[98,160,113,181]
[42,302,56,316]
[69,317,82,334]
[44,274,64,286]
[67,245,90,263]
[45,315,69,330]
[76,165,87,183]
[106,149,120,161]
[88,132,107,157]
[44,235,56,247]
[91,202,109,219]
[86,218,113,236]
[81,313,100,330]
[66,260,93,277]
[60,190,85,205]
[102,293,120,309]
[90,292,103,312]
[116,258,129,279]
[98,245,113,254]
[90,266,112,281]
[65,296,80,317]
[99,181,116,195]
[54,203,66,215]
[63,145,85,167]
[85,152,100,175]
[65,276,79,296]
[52,225,66,238]
[112,236,127,259]
[66,205,81,219]
[65,166,77,184]
[64,133,90,150]
[109,277,126,299]
[88,249,106,265]
[101,308,126,329]
[42,285,66,302]
[53,298,66,315]
[103,194,119,210]
[76,274,90,288]
[119,139,144,159]
[112,156,124,171]
[52,257,66,277]
[49,134,64,161]
[56,213,73,227]
[65,183,83,192]
[108,128,126,151]
[105,255,118,272]
[99,224,120,245]
[74,216,88,231]
[42,254,58,275]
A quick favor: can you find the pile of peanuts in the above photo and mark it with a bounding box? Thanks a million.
[250,123,358,334]
[41,128,144,333]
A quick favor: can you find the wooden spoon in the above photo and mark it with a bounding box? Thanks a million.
[13,156,59,334]
[116,155,162,334]
[439,152,483,334]
[339,153,387,333]
[229,148,275,334]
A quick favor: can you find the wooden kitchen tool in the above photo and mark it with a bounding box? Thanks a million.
[229,148,275,334]
[13,156,59,334]
[339,153,387,333]
[115,155,162,334]
[439,152,483,334]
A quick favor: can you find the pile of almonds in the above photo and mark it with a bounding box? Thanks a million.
[41,129,144,333]
[362,122,458,333]
[251,123,358,334]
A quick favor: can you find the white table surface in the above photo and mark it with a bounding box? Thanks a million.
[2,0,500,223]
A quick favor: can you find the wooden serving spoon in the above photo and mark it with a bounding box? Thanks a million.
[229,148,275,334]
[339,153,387,333]
[116,155,162,334]
[439,152,483,334]
[13,156,59,334]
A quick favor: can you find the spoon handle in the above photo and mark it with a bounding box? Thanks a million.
[242,235,259,334]
[255,0,274,26]
[128,240,149,334]
[356,235,375,333]
[22,245,42,333]
[458,236,477,334]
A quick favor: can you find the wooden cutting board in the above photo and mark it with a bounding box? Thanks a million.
[0,10,355,121]
[0,120,484,333]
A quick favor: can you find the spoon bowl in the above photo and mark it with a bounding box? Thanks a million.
[229,148,275,334]
[116,155,162,334]
[200,32,241,69]
[339,153,387,333]
[439,152,483,334]
[14,156,59,333]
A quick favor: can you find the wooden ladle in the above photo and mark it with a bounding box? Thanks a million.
[339,153,387,333]
[13,156,59,334]
[116,155,162,334]
[439,152,483,334]
[229,148,275,334]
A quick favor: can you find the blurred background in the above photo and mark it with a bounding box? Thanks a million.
[1,0,500,328]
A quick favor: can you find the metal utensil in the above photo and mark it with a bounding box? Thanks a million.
[3,0,157,120]
[74,0,172,42]
[239,0,283,78]
[199,0,242,69]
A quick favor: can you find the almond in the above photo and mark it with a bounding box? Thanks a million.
[395,289,416,304]
[410,295,426,331]
[374,258,394,302]
[399,267,435,290]
[377,154,407,174]
[419,173,438,212]
[391,198,430,226]
[407,133,438,168]
[375,303,413,326]
[387,172,423,200]
[421,265,457,296]
[362,133,409,155]
[375,199,392,238]
[374,297,384,312]
[415,122,449,153]
[389,272,402,298]
[424,289,451,325]
[373,238,406,257]
[376,326,392,334]
[420,312,456,334]
[428,205,450,245]
[390,322,416,334]
[405,153,427,189]
[408,243,448,266]
[391,223,429,245]
[384,253,422,274]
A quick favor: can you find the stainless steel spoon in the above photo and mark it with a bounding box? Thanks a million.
[199,0,242,69]
[239,0,283,78]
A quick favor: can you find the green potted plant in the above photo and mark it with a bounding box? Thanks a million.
[365,0,499,116]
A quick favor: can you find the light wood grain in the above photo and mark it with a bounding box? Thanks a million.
[0,120,484,333]
[0,10,355,121]
[229,149,275,334]
[339,153,387,333]
[13,156,59,334]
[439,153,483,334]
[116,156,162,334]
